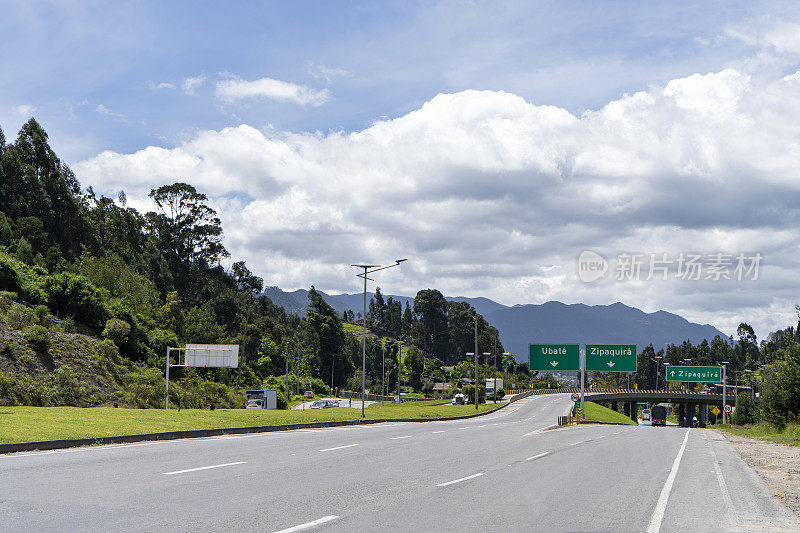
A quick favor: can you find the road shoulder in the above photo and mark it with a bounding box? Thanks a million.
[720,429,800,517]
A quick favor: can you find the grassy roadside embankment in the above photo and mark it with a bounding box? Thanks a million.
[718,422,800,447]
[0,401,500,444]
[582,401,637,426]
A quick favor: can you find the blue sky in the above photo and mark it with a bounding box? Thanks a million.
[0,1,785,161]
[3,1,800,339]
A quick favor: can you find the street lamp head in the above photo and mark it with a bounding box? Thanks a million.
[395,258,408,263]
[482,352,491,356]
[466,352,474,356]
[655,356,662,359]
[722,361,729,365]
[503,352,511,356]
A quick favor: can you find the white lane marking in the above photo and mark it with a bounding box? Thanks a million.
[318,444,359,452]
[646,429,691,533]
[570,441,583,446]
[163,461,247,475]
[437,472,484,487]
[432,431,445,434]
[526,452,550,461]
[707,437,736,516]
[272,515,339,533]
[595,435,607,439]
[390,436,412,440]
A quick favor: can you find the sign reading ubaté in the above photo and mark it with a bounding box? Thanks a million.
[585,344,637,372]
[529,344,580,371]
[665,365,722,383]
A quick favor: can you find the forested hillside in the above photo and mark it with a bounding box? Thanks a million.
[0,119,537,408]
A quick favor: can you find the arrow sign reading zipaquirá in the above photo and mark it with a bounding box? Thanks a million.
[665,365,723,383]
[529,344,580,371]
[585,344,637,372]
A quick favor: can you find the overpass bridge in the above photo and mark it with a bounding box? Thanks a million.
[509,388,735,427]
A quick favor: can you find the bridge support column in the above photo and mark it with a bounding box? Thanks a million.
[686,404,696,427]
[611,401,618,412]
[677,404,686,427]
[698,405,707,428]
[627,402,636,421]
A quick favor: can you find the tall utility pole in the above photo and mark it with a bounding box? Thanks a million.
[465,311,479,410]
[722,361,728,424]
[381,340,385,406]
[352,260,407,418]
[397,339,402,403]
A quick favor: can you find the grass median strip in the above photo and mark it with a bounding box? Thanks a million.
[0,402,502,444]
[718,422,800,447]
[582,401,638,426]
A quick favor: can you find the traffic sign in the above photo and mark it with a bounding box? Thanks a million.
[585,344,637,372]
[529,344,580,371]
[665,365,723,383]
[711,406,721,416]
[571,393,580,402]
[724,404,732,414]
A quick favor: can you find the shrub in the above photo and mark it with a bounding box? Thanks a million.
[733,391,758,425]
[24,325,51,352]
[102,318,131,347]
[276,391,288,409]
[34,304,49,325]
[148,328,179,357]
[44,271,108,330]
[7,304,35,330]
[60,316,77,333]
[0,257,21,294]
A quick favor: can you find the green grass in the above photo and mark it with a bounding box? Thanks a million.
[0,402,501,444]
[718,422,800,447]
[582,401,637,426]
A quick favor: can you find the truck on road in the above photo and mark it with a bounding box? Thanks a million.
[651,404,668,426]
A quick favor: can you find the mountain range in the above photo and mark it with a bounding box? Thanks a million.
[260,287,729,361]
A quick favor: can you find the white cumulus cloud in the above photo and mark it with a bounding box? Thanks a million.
[216,76,330,106]
[75,68,800,339]
[12,104,36,115]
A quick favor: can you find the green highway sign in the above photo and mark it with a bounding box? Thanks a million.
[529,344,580,371]
[666,365,723,383]
[585,344,637,372]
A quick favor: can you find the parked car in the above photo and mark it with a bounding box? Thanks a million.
[304,390,314,399]
[247,399,264,409]
[310,400,339,409]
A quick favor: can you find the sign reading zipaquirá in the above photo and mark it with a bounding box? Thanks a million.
[585,344,637,372]
[665,366,723,383]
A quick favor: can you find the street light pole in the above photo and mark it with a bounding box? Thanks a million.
[352,260,407,419]
[721,361,729,424]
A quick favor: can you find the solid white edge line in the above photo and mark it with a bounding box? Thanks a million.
[272,515,339,533]
[646,429,691,533]
[318,444,359,452]
[163,461,246,475]
[437,472,484,487]
[526,451,550,461]
[390,435,412,440]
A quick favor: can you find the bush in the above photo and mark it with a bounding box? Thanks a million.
[276,391,288,409]
[148,328,180,358]
[733,391,758,425]
[34,304,48,325]
[7,304,35,330]
[102,318,131,347]
[0,257,21,294]
[44,271,108,330]
[60,316,77,333]
[24,325,51,352]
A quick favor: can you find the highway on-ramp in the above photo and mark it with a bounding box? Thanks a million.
[2,393,797,532]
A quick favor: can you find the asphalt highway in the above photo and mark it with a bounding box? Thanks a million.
[2,393,798,532]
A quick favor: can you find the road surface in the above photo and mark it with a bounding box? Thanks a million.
[2,393,797,532]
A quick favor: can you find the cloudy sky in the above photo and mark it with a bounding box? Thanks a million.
[2,1,800,340]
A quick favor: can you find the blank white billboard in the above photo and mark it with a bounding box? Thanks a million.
[184,344,239,368]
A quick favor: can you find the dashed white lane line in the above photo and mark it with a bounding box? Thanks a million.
[432,430,446,434]
[570,441,583,446]
[437,472,484,487]
[272,515,339,533]
[318,444,359,452]
[163,461,247,475]
[526,451,550,461]
[646,429,691,533]
[390,436,412,440]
